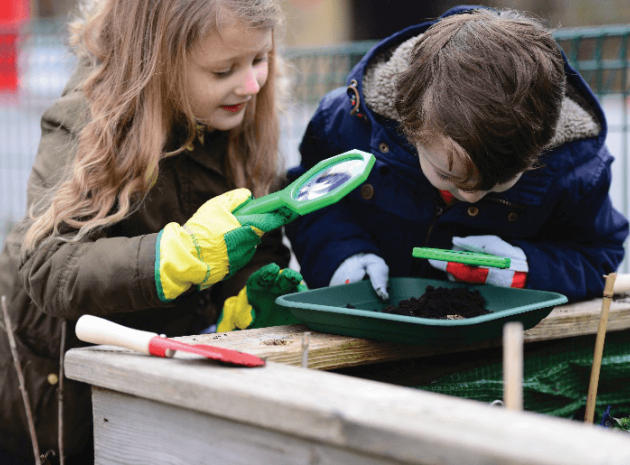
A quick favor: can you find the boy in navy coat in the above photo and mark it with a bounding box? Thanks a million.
[285,6,629,302]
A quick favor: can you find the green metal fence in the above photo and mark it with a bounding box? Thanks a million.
[2,22,630,271]
[556,26,630,223]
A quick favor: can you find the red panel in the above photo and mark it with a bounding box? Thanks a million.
[0,1,28,93]
[0,0,29,28]
[0,33,17,92]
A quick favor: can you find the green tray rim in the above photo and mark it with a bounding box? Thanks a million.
[276,278,568,327]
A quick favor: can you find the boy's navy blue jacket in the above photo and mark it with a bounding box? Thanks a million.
[285,6,629,302]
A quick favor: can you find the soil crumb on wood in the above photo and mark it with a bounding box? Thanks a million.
[261,339,290,346]
[382,286,489,319]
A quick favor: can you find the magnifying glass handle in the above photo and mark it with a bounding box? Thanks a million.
[233,191,286,217]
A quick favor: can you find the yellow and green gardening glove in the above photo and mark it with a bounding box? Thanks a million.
[155,189,297,302]
[217,262,308,332]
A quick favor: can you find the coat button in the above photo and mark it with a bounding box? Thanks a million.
[378,142,390,153]
[508,212,519,222]
[361,184,375,200]
[467,206,479,217]
[47,373,59,385]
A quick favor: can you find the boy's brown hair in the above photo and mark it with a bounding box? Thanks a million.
[395,8,566,191]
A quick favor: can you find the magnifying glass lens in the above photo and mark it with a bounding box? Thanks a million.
[294,159,366,201]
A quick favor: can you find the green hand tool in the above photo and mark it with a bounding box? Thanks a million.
[413,247,511,268]
[234,149,375,218]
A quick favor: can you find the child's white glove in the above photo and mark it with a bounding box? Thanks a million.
[330,253,389,300]
[428,235,528,288]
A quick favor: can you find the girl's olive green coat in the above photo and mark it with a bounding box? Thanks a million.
[0,58,290,461]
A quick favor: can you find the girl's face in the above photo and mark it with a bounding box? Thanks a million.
[416,140,522,203]
[185,22,272,131]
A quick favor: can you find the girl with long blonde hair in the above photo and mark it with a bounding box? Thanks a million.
[0,0,302,462]
[24,0,283,250]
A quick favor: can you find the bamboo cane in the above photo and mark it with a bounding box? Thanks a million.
[2,296,42,464]
[58,320,66,465]
[584,272,617,424]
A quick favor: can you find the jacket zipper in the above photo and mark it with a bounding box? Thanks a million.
[483,196,526,211]
[423,204,446,246]
[411,202,446,276]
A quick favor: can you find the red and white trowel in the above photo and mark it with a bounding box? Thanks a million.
[76,315,265,367]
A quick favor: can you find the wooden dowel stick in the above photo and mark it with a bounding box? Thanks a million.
[585,272,617,424]
[301,332,310,368]
[503,321,524,411]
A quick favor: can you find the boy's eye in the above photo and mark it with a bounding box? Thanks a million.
[436,170,479,193]
[253,54,268,66]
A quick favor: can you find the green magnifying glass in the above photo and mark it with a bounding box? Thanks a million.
[234,149,375,220]
[412,247,511,269]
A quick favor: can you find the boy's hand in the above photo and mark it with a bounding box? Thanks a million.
[217,263,307,332]
[429,235,528,288]
[330,253,389,300]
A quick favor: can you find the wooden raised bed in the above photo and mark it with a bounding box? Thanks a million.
[64,297,630,464]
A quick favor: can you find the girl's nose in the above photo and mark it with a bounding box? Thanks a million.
[236,67,262,96]
[458,189,487,203]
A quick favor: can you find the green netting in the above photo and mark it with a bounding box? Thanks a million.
[414,331,630,422]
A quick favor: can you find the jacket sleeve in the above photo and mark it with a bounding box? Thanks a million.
[19,221,291,321]
[285,91,380,288]
[19,233,169,319]
[513,148,628,302]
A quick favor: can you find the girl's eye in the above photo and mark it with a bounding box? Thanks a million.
[212,69,233,78]
[435,171,452,181]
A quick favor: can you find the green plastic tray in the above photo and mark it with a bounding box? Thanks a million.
[275,278,568,345]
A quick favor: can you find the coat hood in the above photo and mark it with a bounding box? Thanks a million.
[348,6,606,156]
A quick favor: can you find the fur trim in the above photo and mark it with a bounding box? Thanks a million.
[362,34,601,146]
[363,35,421,121]
[547,95,600,148]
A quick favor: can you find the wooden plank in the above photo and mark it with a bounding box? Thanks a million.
[65,346,630,465]
[92,387,406,465]
[173,298,630,370]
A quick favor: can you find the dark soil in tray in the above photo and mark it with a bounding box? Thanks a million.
[381,285,489,319]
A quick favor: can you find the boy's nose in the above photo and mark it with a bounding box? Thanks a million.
[458,189,487,203]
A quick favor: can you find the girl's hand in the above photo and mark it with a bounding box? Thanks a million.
[155,189,288,302]
[330,253,389,300]
[428,235,528,288]
[217,263,307,332]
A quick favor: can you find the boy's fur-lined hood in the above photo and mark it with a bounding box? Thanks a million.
[362,33,602,149]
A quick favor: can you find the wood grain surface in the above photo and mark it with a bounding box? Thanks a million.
[65,345,630,465]
[171,297,630,370]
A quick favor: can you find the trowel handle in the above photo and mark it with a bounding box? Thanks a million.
[76,315,157,355]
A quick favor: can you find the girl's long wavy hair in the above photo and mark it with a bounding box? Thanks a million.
[23,0,285,253]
